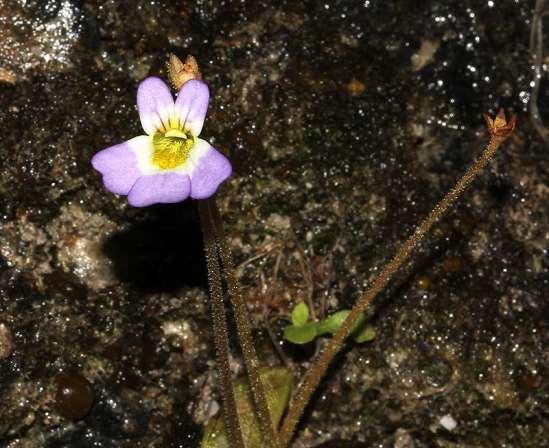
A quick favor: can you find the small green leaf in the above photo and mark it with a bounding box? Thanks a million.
[291,302,309,327]
[353,325,376,343]
[283,323,317,344]
[317,310,366,337]
[317,310,350,335]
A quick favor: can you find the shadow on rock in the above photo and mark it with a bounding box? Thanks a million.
[103,201,207,292]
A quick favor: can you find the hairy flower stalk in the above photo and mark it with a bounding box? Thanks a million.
[279,110,517,448]
[167,55,278,447]
[199,201,246,448]
[207,198,280,448]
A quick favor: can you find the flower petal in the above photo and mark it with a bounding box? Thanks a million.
[137,77,175,135]
[175,80,209,136]
[188,139,232,199]
[127,173,191,207]
[91,136,150,195]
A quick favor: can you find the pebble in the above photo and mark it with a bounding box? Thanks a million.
[54,372,95,420]
[346,78,366,96]
[0,323,13,360]
[416,275,431,290]
[439,414,457,431]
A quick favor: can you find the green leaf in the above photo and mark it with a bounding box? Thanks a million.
[317,310,367,337]
[317,310,350,335]
[283,323,317,344]
[201,368,293,448]
[353,325,376,343]
[291,301,309,327]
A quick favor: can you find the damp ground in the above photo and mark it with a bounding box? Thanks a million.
[0,1,547,447]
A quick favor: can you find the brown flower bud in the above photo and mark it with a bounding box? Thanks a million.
[167,54,202,90]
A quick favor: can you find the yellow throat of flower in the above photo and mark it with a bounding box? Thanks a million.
[152,129,195,169]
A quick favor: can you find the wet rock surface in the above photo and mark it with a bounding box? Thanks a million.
[0,1,547,447]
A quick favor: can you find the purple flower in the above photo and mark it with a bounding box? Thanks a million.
[92,77,232,207]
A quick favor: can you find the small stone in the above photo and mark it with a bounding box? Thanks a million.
[0,67,17,84]
[439,414,457,431]
[204,399,220,419]
[346,78,366,96]
[394,428,415,448]
[54,372,95,420]
[265,213,291,232]
[411,39,439,71]
[161,319,198,349]
[416,275,431,290]
[0,323,13,360]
